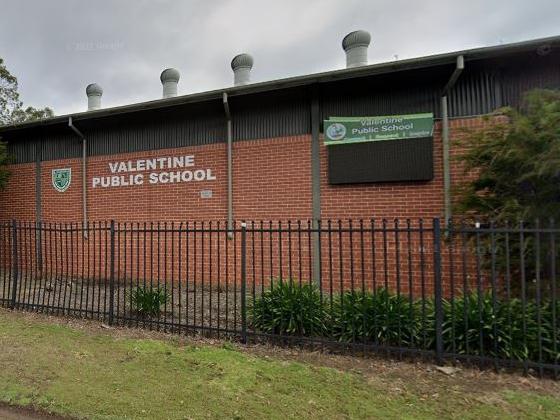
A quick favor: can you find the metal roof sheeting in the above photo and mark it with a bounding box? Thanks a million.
[3,37,560,163]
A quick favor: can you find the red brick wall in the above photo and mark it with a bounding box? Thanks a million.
[0,117,502,223]
[233,136,311,221]
[1,135,312,223]
[0,116,501,296]
[38,142,228,223]
[0,162,36,221]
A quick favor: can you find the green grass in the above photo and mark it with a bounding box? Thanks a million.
[0,310,559,419]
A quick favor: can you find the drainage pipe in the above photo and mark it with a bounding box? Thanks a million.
[68,117,88,238]
[223,92,233,237]
[441,55,464,225]
[35,139,43,271]
[310,87,321,285]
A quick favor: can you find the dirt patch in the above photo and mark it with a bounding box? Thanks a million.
[1,276,244,334]
[0,403,71,420]
[244,343,560,398]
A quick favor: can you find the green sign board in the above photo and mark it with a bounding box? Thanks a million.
[324,113,434,145]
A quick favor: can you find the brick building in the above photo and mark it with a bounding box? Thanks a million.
[0,33,559,295]
[1,33,559,226]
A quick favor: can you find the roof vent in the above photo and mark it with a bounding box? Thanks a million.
[86,83,103,111]
[231,53,253,86]
[160,68,180,98]
[342,30,371,68]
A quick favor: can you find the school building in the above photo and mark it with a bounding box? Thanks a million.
[0,32,557,228]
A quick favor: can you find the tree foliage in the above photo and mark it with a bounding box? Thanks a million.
[0,57,54,189]
[454,89,560,298]
[455,89,560,223]
[0,57,54,126]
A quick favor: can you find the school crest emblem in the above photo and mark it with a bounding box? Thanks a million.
[52,168,71,192]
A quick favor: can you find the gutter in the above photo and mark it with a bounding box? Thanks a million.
[68,117,88,238]
[441,55,464,224]
[223,92,233,238]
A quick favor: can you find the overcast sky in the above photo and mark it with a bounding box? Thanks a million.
[0,0,559,116]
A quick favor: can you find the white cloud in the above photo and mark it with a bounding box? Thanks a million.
[0,0,558,115]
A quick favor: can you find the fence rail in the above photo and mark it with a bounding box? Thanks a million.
[0,218,558,377]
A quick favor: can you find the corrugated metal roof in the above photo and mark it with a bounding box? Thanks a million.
[1,34,559,134]
[3,35,560,164]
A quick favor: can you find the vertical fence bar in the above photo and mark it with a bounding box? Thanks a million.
[178,222,183,331]
[406,219,413,350]
[250,221,255,316]
[240,222,247,343]
[85,221,91,318]
[55,224,63,315]
[193,222,198,331]
[62,223,69,314]
[490,221,499,372]
[419,219,427,349]
[519,221,528,374]
[433,218,444,365]
[10,219,18,309]
[534,220,543,377]
[31,222,40,310]
[171,221,175,331]
[216,221,220,336]
[221,222,225,330]
[233,221,238,332]
[18,222,27,309]
[44,222,52,312]
[549,218,558,379]
[79,222,85,317]
[1,224,6,304]
[460,220,469,355]
[200,221,204,333]
[394,219,402,357]
[448,219,456,355]
[475,221,484,364]
[328,220,333,339]
[120,222,124,323]
[504,222,513,368]
[108,220,115,325]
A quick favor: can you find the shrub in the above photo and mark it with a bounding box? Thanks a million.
[250,282,560,365]
[533,300,560,364]
[330,289,418,346]
[130,287,169,317]
[429,293,559,363]
[249,281,328,336]
[431,293,532,360]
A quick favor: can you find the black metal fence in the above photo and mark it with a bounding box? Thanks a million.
[0,219,558,377]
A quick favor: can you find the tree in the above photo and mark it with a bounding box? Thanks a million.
[455,89,560,297]
[455,89,560,223]
[0,57,54,189]
[1,57,54,126]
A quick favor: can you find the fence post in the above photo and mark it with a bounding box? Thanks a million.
[240,222,247,344]
[433,218,444,365]
[10,219,18,309]
[36,220,43,277]
[108,220,115,325]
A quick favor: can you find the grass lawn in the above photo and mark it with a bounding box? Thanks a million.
[0,309,559,419]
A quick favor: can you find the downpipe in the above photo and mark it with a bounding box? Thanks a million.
[223,92,233,239]
[68,116,88,238]
[441,55,464,225]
